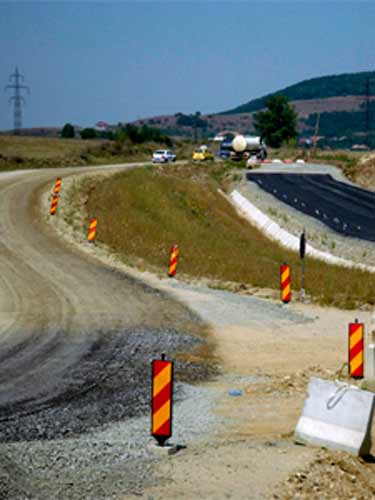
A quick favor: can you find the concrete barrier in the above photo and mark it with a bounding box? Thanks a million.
[295,377,375,456]
[230,190,375,273]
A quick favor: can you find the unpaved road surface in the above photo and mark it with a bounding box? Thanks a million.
[0,165,210,498]
[1,163,375,499]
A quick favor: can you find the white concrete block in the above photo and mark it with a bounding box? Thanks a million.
[295,377,375,456]
[230,190,375,274]
[365,344,375,379]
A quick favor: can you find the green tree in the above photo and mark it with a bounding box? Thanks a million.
[254,95,297,148]
[61,123,75,138]
[80,128,98,139]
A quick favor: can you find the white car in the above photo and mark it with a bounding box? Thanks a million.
[152,150,176,163]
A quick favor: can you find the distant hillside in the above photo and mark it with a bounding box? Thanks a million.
[219,71,375,115]
[133,71,375,149]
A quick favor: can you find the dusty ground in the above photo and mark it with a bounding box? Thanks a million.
[127,299,374,500]
[0,163,375,498]
[44,166,375,499]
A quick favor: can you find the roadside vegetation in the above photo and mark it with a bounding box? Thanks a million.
[0,133,195,170]
[84,162,375,309]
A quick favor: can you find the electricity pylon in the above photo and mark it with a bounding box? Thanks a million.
[5,67,30,135]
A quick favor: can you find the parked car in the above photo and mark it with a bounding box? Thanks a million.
[152,150,176,163]
[192,146,214,161]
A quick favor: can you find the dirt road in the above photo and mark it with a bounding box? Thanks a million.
[1,164,375,499]
[0,165,212,497]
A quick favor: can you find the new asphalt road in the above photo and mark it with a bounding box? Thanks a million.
[247,172,375,241]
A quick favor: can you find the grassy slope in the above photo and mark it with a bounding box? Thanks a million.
[86,163,375,309]
[0,135,193,170]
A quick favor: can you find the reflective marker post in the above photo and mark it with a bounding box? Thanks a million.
[53,177,62,195]
[151,353,173,446]
[168,245,179,277]
[87,218,97,243]
[50,195,59,216]
[280,264,291,304]
[349,319,364,379]
[300,229,306,303]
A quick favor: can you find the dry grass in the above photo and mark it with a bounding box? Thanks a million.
[0,135,100,159]
[85,163,375,309]
[0,135,190,170]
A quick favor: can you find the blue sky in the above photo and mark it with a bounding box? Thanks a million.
[1,1,374,130]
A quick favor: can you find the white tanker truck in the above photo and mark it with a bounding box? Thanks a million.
[219,134,267,161]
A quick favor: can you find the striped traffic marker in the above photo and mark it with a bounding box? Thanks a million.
[152,354,173,446]
[50,195,59,215]
[280,263,291,303]
[53,177,62,195]
[349,319,364,379]
[88,218,97,243]
[168,244,179,277]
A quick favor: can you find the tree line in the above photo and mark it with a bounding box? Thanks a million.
[61,123,172,146]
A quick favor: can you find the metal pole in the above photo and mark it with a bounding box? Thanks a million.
[299,229,306,303]
[301,257,305,303]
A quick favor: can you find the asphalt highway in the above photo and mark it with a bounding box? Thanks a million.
[247,172,375,241]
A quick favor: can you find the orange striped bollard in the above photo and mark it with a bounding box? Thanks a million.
[280,263,291,303]
[168,244,179,277]
[88,218,97,243]
[348,319,364,379]
[152,354,173,446]
[50,195,59,215]
[53,177,62,195]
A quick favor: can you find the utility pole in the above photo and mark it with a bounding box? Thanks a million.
[312,112,320,156]
[365,77,372,149]
[5,67,30,135]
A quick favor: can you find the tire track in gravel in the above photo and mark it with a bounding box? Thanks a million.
[0,165,210,444]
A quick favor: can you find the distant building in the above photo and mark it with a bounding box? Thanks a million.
[95,121,109,131]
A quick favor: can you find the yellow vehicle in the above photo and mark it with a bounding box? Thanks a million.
[192,146,214,161]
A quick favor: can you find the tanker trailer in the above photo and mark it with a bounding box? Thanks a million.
[231,135,267,161]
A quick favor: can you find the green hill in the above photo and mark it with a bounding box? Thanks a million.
[135,70,375,148]
[220,71,375,115]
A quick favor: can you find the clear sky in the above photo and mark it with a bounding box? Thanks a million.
[1,0,374,130]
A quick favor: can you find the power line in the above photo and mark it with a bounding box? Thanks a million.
[5,67,30,135]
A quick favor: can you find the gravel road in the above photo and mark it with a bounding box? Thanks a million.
[0,164,214,499]
[0,162,369,499]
